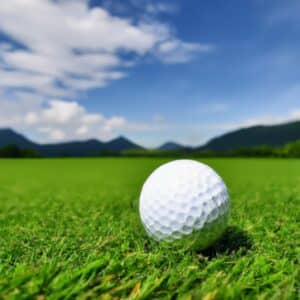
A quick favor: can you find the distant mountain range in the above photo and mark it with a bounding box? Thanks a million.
[158,121,300,152]
[1,120,300,156]
[200,120,300,151]
[0,129,142,157]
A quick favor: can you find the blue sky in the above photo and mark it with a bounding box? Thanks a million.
[0,0,299,147]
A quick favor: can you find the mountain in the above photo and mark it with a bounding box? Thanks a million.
[158,142,188,151]
[39,137,142,157]
[0,129,142,157]
[104,136,143,152]
[0,128,36,149]
[2,119,300,156]
[39,139,105,157]
[201,120,300,152]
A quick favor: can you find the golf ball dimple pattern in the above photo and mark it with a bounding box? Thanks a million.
[139,160,230,248]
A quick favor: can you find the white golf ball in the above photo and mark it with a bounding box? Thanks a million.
[139,159,230,249]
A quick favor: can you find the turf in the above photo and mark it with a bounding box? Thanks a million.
[0,158,299,299]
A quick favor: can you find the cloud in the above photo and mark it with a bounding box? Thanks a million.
[145,2,179,15]
[102,0,178,16]
[0,0,215,144]
[156,40,214,63]
[0,93,169,143]
[76,125,89,136]
[0,0,216,144]
[0,0,211,98]
[38,128,66,141]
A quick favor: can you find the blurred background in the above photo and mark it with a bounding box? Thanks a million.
[0,0,300,156]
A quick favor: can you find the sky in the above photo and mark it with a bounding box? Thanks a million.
[0,0,299,147]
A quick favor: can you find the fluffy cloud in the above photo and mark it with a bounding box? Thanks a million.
[0,93,169,143]
[0,0,212,97]
[0,0,213,143]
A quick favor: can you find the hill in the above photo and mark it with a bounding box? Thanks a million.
[0,129,36,149]
[2,120,300,157]
[0,129,142,157]
[158,142,187,151]
[201,120,300,152]
[39,139,105,157]
[105,136,143,153]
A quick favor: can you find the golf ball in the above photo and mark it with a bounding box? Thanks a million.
[139,159,230,249]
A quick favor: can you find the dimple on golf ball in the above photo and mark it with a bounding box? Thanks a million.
[139,159,230,249]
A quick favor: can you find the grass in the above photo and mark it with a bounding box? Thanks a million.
[0,158,299,299]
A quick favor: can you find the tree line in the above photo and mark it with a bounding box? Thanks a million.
[122,140,300,158]
[1,140,300,158]
[0,144,40,158]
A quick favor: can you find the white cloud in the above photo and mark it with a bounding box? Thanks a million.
[156,40,214,63]
[0,69,52,90]
[145,3,179,15]
[0,93,169,143]
[81,114,103,124]
[44,100,83,123]
[105,116,127,128]
[24,112,39,125]
[0,0,211,98]
[0,0,215,144]
[37,127,65,141]
[50,129,65,141]
[76,125,89,136]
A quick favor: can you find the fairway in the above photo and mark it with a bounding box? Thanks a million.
[0,158,299,299]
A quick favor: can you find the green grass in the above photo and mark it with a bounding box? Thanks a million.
[0,158,299,299]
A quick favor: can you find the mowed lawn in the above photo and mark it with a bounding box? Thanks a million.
[0,158,299,299]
